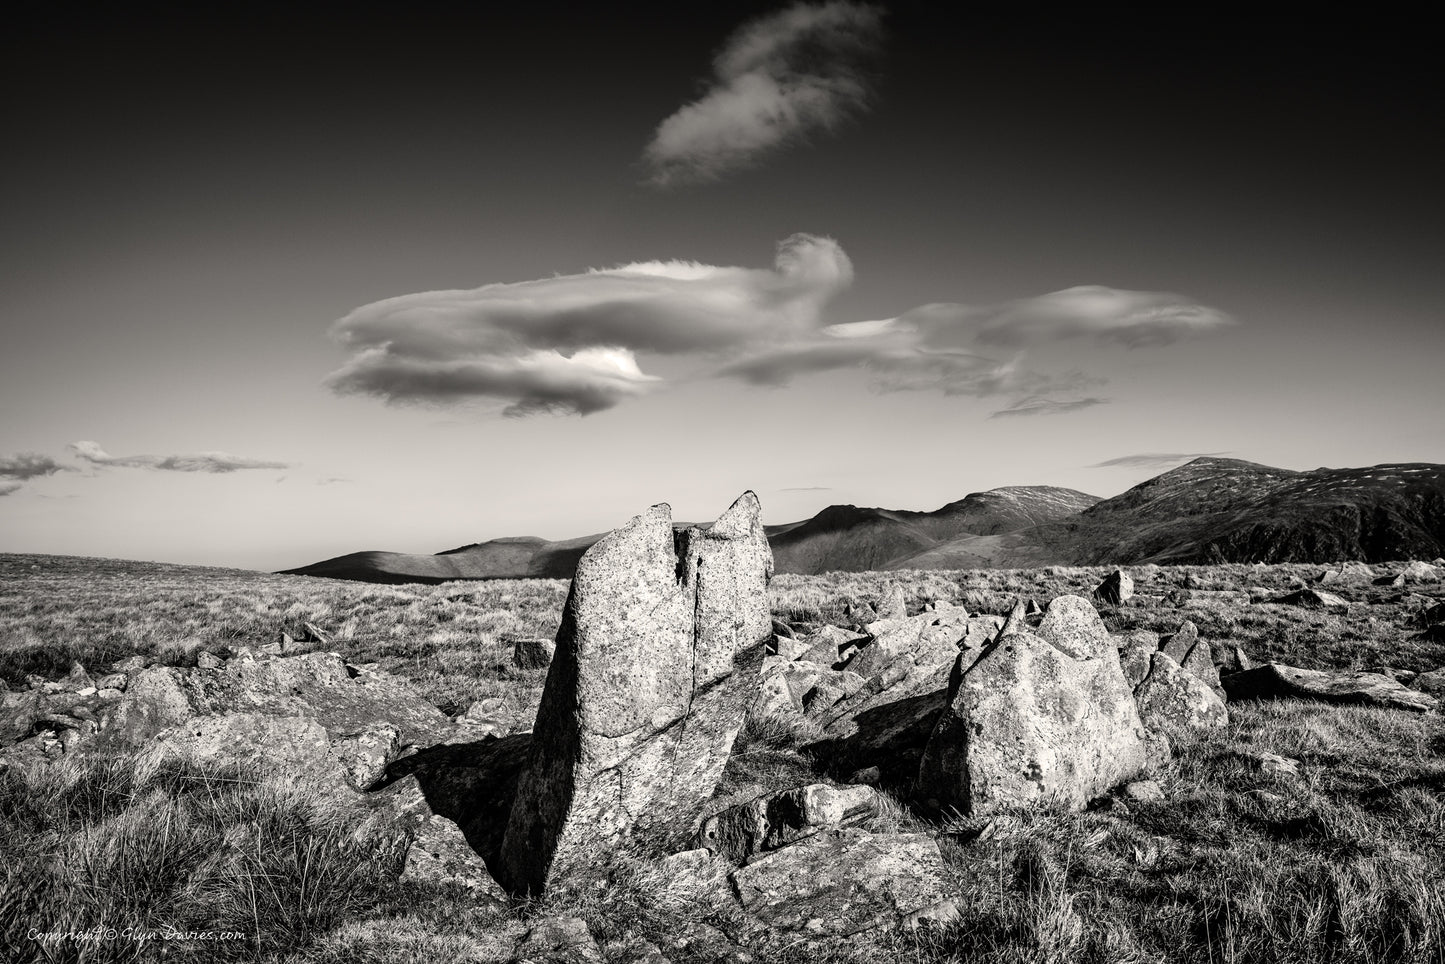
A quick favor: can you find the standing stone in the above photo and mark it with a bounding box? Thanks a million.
[1036,594,1113,660]
[916,618,1148,816]
[1094,570,1134,606]
[876,583,908,620]
[497,493,773,896]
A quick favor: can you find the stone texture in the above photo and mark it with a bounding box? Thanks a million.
[1094,569,1134,606]
[1,690,40,744]
[730,831,958,936]
[1159,621,1200,665]
[512,638,555,670]
[1270,589,1350,611]
[697,784,880,862]
[876,584,908,620]
[1134,653,1228,731]
[848,608,974,682]
[511,917,603,964]
[916,621,1148,816]
[498,493,772,896]
[1414,669,1445,696]
[1117,630,1159,689]
[1223,663,1439,712]
[1035,594,1112,660]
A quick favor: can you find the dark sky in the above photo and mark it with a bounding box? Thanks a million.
[3,3,1441,567]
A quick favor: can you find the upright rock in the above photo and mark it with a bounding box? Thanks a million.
[498,493,773,896]
[1094,569,1134,606]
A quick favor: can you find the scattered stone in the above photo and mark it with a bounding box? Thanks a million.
[697,784,881,862]
[512,638,555,670]
[1402,561,1440,583]
[499,493,772,896]
[1237,750,1301,778]
[60,661,94,694]
[849,766,881,786]
[1223,663,1439,712]
[847,608,975,681]
[1164,588,1192,606]
[1159,622,1199,665]
[730,831,959,936]
[771,619,795,640]
[1134,653,1229,731]
[1093,569,1134,606]
[94,673,127,691]
[1215,645,1255,676]
[794,625,866,667]
[1122,779,1165,803]
[196,651,224,670]
[301,621,332,644]
[800,669,867,715]
[1,691,41,743]
[1270,589,1350,611]
[916,615,1148,816]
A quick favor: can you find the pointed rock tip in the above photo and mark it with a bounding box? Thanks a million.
[709,490,762,539]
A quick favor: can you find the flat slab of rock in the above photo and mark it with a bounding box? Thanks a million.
[1223,663,1439,713]
[731,831,958,936]
[499,493,772,896]
[1269,589,1350,611]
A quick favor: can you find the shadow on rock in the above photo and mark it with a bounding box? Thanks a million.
[368,732,532,879]
[808,689,947,794]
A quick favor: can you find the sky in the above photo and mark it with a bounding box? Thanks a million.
[2,3,1442,571]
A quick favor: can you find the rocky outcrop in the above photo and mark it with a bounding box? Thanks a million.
[1223,663,1439,712]
[497,493,773,896]
[915,596,1148,816]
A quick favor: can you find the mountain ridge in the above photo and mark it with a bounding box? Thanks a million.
[279,459,1445,583]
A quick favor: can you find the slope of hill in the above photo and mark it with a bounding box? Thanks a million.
[280,460,1445,583]
[900,459,1445,569]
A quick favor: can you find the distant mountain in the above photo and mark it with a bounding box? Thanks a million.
[279,460,1445,583]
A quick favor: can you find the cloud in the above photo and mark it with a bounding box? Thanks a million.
[863,287,1235,350]
[780,485,832,491]
[327,234,853,415]
[327,234,1234,418]
[70,441,290,473]
[0,453,70,481]
[1090,452,1228,468]
[989,396,1109,419]
[643,1,884,185]
[0,481,20,497]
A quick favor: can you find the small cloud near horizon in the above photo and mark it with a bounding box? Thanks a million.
[0,481,21,497]
[1,453,72,481]
[70,441,290,473]
[989,396,1109,419]
[642,2,884,186]
[1090,452,1229,468]
[779,485,833,491]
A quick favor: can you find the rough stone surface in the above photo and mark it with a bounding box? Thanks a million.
[498,493,772,896]
[1118,630,1159,689]
[1,691,40,744]
[731,831,959,936]
[1270,589,1350,611]
[848,608,974,682]
[1414,669,1445,696]
[1224,663,1439,712]
[916,621,1148,816]
[1035,595,1113,660]
[1122,779,1165,803]
[1159,622,1200,665]
[512,638,555,670]
[512,917,603,964]
[1094,570,1134,606]
[1134,653,1229,731]
[876,584,908,620]
[697,784,880,862]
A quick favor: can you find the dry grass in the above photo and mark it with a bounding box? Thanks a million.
[2,552,1443,962]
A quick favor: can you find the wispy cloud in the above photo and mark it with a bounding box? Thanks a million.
[0,453,71,481]
[780,485,832,491]
[0,481,21,497]
[643,1,884,186]
[70,441,289,473]
[989,396,1108,419]
[1090,452,1228,468]
[326,234,853,416]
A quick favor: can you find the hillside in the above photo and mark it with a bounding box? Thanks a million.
[280,460,1445,583]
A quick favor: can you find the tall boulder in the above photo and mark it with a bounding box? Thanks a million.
[498,493,773,896]
[916,597,1148,816]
